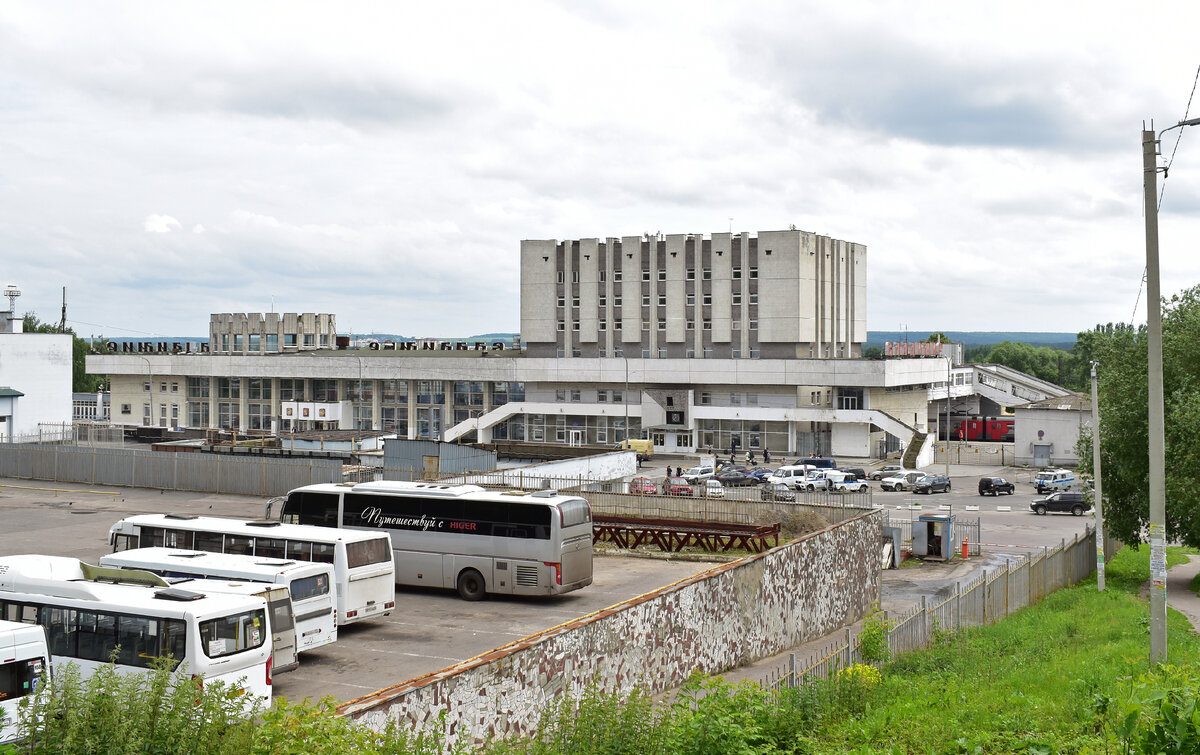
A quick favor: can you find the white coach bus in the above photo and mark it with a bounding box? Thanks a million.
[275,481,593,601]
[99,548,336,655]
[0,555,272,706]
[107,514,394,626]
[0,619,50,744]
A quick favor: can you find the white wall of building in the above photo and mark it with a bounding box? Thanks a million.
[0,333,73,439]
[1013,407,1091,467]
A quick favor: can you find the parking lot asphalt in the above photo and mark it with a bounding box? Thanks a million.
[0,462,1093,703]
[0,477,713,703]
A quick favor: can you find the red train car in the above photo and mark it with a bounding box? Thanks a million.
[948,417,1014,442]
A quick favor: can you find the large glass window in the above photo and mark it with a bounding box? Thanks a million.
[249,334,261,352]
[381,406,408,435]
[347,380,373,401]
[187,377,209,399]
[217,402,239,430]
[280,379,304,402]
[247,379,271,401]
[311,379,338,402]
[247,403,272,431]
[416,381,444,405]
[380,380,408,404]
[453,381,484,406]
[217,378,240,399]
[188,402,209,428]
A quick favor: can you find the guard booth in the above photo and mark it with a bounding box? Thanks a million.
[912,514,954,561]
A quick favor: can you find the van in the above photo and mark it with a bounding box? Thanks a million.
[767,464,819,489]
[616,439,653,461]
[1034,469,1075,494]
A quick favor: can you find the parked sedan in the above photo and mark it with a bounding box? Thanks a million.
[1030,492,1091,516]
[660,477,694,496]
[746,466,776,482]
[714,469,759,487]
[759,482,796,502]
[913,475,951,494]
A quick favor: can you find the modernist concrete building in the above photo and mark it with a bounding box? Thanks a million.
[0,292,73,441]
[521,230,865,360]
[1012,393,1092,467]
[85,230,1069,462]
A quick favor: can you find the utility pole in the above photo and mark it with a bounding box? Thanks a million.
[1090,361,1106,591]
[944,347,950,479]
[1143,125,1167,662]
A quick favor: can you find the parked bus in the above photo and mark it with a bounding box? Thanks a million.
[0,555,272,706]
[99,548,336,655]
[0,619,50,744]
[107,515,394,625]
[275,480,593,601]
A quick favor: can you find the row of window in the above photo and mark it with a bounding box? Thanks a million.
[559,319,759,332]
[559,292,760,309]
[217,333,328,352]
[556,267,759,284]
[177,379,525,406]
[554,347,763,359]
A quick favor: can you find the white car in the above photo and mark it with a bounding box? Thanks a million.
[833,476,869,493]
[702,479,726,498]
[683,466,716,484]
[880,471,924,492]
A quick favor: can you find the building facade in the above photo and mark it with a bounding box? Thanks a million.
[521,230,865,360]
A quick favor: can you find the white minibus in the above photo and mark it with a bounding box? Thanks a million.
[0,556,272,706]
[107,514,394,625]
[0,619,50,744]
[276,480,593,601]
[99,548,336,654]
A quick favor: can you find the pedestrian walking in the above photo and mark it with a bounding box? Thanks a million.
[764,448,771,465]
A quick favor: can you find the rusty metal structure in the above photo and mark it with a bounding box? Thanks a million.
[593,515,781,554]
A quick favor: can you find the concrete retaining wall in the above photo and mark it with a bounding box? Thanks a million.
[340,510,881,746]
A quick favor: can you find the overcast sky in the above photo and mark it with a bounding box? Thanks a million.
[3,1,1200,339]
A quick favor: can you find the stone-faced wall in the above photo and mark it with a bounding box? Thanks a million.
[340,510,881,746]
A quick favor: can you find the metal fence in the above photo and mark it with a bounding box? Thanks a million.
[761,525,1099,693]
[0,443,344,497]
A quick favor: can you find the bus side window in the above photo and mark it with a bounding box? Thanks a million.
[311,543,335,564]
[194,532,224,553]
[114,533,138,552]
[163,529,194,549]
[292,492,340,527]
[226,535,254,555]
[255,538,286,559]
[141,527,165,547]
[286,540,313,561]
[42,606,78,658]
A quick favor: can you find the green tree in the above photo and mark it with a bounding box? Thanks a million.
[1076,286,1200,548]
[22,312,104,392]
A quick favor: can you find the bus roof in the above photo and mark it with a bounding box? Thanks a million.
[99,548,332,580]
[108,514,392,544]
[0,555,268,619]
[293,480,589,506]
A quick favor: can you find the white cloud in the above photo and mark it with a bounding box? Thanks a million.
[143,214,182,233]
[3,0,1200,337]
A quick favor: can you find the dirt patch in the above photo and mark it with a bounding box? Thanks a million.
[759,509,829,540]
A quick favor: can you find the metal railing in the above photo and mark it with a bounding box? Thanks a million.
[761,526,1099,693]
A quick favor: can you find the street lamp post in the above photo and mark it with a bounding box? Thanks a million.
[1142,116,1200,663]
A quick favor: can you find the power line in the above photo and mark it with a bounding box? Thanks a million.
[1131,62,1200,327]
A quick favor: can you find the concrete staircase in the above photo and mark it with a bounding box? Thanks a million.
[902,430,928,469]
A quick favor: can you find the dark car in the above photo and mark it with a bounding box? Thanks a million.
[913,474,951,494]
[759,482,796,502]
[1030,492,1090,516]
[746,466,775,481]
[791,457,836,469]
[839,467,867,481]
[661,477,694,496]
[978,477,1015,496]
[715,469,758,487]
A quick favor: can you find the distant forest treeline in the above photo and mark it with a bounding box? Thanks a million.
[865,331,1076,350]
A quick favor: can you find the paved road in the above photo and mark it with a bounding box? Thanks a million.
[0,477,712,703]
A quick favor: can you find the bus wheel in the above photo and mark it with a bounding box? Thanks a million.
[457,569,487,601]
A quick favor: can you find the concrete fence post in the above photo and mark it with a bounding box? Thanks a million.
[982,570,988,626]
[955,581,961,631]
[920,594,927,646]
[789,653,796,689]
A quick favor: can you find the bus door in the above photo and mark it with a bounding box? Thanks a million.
[257,587,297,674]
